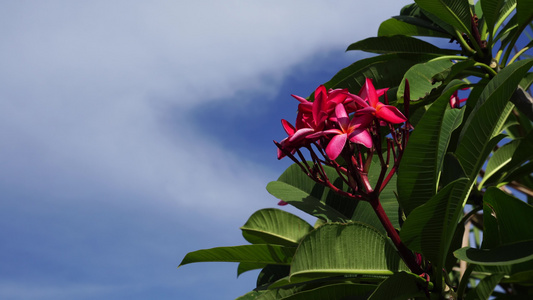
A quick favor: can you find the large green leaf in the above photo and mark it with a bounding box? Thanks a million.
[397,3,457,35]
[396,58,453,101]
[481,0,505,38]
[454,240,533,265]
[516,0,533,29]
[437,107,466,186]
[482,188,533,248]
[236,290,268,300]
[479,139,521,187]
[275,283,376,300]
[178,244,296,267]
[397,80,467,215]
[290,223,409,279]
[456,58,533,180]
[431,59,476,86]
[240,208,313,247]
[473,188,533,282]
[400,178,469,270]
[378,18,451,38]
[415,0,473,38]
[237,262,267,276]
[368,271,430,300]
[494,0,517,34]
[257,264,291,288]
[464,273,506,300]
[347,36,459,55]
[322,53,435,95]
[266,163,354,222]
[397,58,457,102]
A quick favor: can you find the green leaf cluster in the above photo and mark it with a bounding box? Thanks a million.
[180,0,533,298]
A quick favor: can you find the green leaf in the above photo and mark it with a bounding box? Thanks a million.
[520,72,533,90]
[398,80,467,215]
[483,187,533,248]
[454,240,533,265]
[235,290,268,300]
[481,0,505,38]
[266,163,353,222]
[378,18,451,38]
[237,262,267,277]
[368,271,430,300]
[240,208,313,247]
[397,58,457,102]
[277,283,376,300]
[494,0,517,34]
[494,14,518,47]
[473,188,533,284]
[397,3,457,35]
[456,58,533,180]
[290,223,409,279]
[479,139,521,187]
[322,53,435,95]
[516,0,533,29]
[178,244,296,267]
[431,59,476,85]
[400,178,469,269]
[464,273,505,300]
[257,264,291,288]
[415,0,473,38]
[437,107,466,185]
[347,36,459,55]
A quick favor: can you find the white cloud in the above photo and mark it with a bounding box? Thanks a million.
[0,0,411,220]
[0,1,415,298]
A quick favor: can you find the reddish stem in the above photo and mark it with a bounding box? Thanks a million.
[370,198,423,275]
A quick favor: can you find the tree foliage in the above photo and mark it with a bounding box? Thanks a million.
[180,1,533,298]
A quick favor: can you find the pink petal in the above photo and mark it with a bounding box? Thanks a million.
[354,106,376,116]
[334,103,350,129]
[376,105,407,124]
[307,129,343,141]
[327,89,348,105]
[277,200,289,206]
[348,128,373,148]
[289,128,315,143]
[349,112,374,130]
[360,78,379,108]
[346,94,369,108]
[375,87,389,97]
[281,119,295,135]
[326,133,347,160]
[291,94,311,104]
[313,86,327,124]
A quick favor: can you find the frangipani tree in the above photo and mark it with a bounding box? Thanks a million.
[180,0,533,299]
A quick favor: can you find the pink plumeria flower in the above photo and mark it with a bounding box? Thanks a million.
[309,103,373,160]
[352,78,407,124]
[291,85,351,129]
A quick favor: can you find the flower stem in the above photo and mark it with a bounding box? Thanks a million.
[370,197,423,275]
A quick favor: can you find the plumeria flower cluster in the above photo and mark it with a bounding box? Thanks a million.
[275,79,424,275]
[275,78,411,202]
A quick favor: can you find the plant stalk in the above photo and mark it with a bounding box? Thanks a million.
[370,197,423,275]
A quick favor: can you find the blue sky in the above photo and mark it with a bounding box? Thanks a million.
[0,1,413,299]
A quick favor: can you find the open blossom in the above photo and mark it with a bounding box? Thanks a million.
[351,78,407,124]
[277,85,352,159]
[276,79,407,161]
[309,103,373,160]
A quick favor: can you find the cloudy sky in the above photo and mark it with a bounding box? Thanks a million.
[0,1,412,299]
